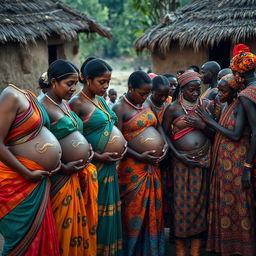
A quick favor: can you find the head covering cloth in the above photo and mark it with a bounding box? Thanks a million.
[233,44,250,57]
[177,71,201,88]
[230,51,256,74]
[220,74,241,91]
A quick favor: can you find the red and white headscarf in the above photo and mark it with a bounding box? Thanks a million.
[177,71,201,88]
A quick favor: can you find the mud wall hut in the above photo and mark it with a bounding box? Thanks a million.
[0,0,111,92]
[135,0,256,75]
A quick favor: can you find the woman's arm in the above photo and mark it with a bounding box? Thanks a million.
[0,90,48,181]
[196,103,244,141]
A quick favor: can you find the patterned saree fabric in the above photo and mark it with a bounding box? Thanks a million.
[171,111,210,238]
[118,108,165,256]
[0,86,59,256]
[207,99,256,256]
[82,97,123,256]
[49,108,98,256]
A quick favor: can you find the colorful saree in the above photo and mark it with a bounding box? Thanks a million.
[0,86,60,256]
[49,108,98,256]
[207,99,256,256]
[118,107,165,256]
[82,97,122,256]
[171,113,210,238]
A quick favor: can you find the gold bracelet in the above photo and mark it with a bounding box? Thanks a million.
[244,162,254,168]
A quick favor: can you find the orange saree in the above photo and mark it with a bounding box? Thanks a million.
[118,108,164,256]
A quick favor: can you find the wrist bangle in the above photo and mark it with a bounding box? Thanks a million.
[244,162,253,168]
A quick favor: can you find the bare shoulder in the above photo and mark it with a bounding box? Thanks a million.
[165,100,178,113]
[112,98,125,113]
[0,86,21,108]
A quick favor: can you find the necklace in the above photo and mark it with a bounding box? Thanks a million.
[123,95,143,110]
[149,95,164,110]
[178,94,199,114]
[80,90,111,121]
[45,94,79,129]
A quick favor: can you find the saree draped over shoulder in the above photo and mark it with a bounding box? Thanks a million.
[206,99,256,256]
[0,89,60,256]
[118,107,165,256]
[50,108,98,256]
[82,97,122,256]
[171,112,210,238]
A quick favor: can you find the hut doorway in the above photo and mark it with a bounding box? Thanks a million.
[48,44,65,64]
[208,41,230,68]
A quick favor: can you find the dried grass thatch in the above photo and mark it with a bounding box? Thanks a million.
[135,0,256,55]
[0,0,111,44]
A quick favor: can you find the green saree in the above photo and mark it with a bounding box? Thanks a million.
[82,96,123,256]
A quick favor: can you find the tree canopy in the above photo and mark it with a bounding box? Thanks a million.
[62,0,190,58]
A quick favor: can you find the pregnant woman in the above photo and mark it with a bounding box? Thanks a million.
[69,57,126,256]
[0,83,61,255]
[113,71,166,256]
[162,71,212,256]
[40,60,98,256]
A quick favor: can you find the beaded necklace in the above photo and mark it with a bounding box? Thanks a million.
[45,94,79,129]
[123,95,143,110]
[178,94,200,114]
[80,90,111,121]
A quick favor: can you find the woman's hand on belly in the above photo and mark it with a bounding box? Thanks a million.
[61,159,86,174]
[139,150,161,165]
[176,153,200,167]
[25,169,49,182]
[94,151,123,164]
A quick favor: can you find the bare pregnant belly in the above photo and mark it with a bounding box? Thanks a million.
[9,126,62,171]
[59,131,90,164]
[128,126,164,156]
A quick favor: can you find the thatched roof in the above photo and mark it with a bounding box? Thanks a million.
[135,0,256,55]
[0,0,111,44]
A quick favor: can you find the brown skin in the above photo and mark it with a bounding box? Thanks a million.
[113,83,167,164]
[108,90,117,103]
[0,86,60,182]
[167,77,178,97]
[201,62,220,100]
[162,81,210,167]
[69,72,126,164]
[40,73,93,174]
[196,80,247,187]
[234,70,256,188]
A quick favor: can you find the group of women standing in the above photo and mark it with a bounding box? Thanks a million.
[0,48,256,256]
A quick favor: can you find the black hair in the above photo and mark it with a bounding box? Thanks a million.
[172,84,180,101]
[188,65,200,73]
[47,59,79,86]
[80,57,112,84]
[152,75,169,91]
[176,70,185,76]
[108,88,117,94]
[163,73,176,79]
[128,71,151,89]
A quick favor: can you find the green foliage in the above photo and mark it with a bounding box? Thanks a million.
[61,0,190,59]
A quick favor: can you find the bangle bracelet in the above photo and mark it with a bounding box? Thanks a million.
[244,162,253,168]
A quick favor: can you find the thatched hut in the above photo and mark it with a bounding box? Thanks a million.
[135,0,256,75]
[0,0,111,92]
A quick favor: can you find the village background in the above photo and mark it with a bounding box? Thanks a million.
[1,0,255,255]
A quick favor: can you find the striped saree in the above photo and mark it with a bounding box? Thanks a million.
[49,109,98,256]
[82,97,123,256]
[118,108,165,256]
[0,87,59,256]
